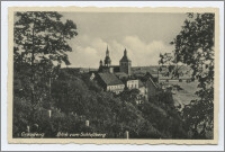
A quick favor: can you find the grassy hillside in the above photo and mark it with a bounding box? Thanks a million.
[13,68,188,139]
[161,81,198,107]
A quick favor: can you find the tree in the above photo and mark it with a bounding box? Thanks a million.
[13,11,78,131]
[159,13,215,139]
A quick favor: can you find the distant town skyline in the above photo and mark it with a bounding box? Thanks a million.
[60,12,187,68]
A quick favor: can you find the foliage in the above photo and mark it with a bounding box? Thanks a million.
[14,67,188,138]
[14,11,78,105]
[13,11,190,139]
[118,89,140,104]
[14,12,77,65]
[159,13,215,139]
[158,90,174,106]
[13,11,78,136]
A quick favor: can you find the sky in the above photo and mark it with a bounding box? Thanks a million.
[60,12,187,68]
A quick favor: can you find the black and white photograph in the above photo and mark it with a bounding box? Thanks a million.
[8,6,220,144]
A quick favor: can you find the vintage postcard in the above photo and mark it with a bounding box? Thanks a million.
[8,6,219,144]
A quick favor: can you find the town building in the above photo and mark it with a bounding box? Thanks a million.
[144,77,161,98]
[114,72,128,80]
[96,46,133,94]
[138,80,147,97]
[126,80,139,89]
[119,49,132,75]
[142,73,162,98]
[97,73,125,94]
[94,46,161,98]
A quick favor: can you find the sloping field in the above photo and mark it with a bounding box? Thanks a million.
[162,81,199,106]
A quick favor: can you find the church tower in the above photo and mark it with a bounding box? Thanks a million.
[99,60,103,66]
[120,48,132,75]
[98,59,103,72]
[104,46,111,67]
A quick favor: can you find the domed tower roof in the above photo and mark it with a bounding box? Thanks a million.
[120,48,131,62]
[104,46,111,65]
[99,60,103,65]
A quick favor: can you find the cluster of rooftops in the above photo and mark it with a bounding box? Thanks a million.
[88,47,161,95]
[62,46,193,96]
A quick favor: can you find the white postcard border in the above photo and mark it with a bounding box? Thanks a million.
[2,1,224,151]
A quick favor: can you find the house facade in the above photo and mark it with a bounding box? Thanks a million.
[97,72,125,94]
[126,80,139,89]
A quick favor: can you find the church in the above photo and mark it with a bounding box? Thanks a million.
[98,46,132,75]
[93,46,133,94]
[91,46,160,100]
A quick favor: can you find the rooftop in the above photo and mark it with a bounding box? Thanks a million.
[138,80,145,88]
[120,49,131,62]
[98,73,124,86]
[115,72,128,78]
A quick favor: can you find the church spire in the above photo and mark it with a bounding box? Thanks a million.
[120,48,131,62]
[124,48,127,56]
[104,45,111,66]
[106,45,109,56]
